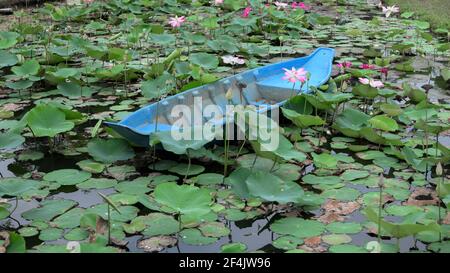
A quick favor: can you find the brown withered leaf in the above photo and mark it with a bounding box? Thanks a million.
[298,244,327,253]
[405,187,439,206]
[318,200,361,224]
[0,231,10,253]
[137,236,177,252]
[304,236,322,247]
[443,212,450,225]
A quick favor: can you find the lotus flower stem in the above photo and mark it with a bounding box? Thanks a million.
[377,174,384,249]
[184,150,191,181]
[436,162,443,242]
[236,139,246,159]
[8,197,18,218]
[107,203,111,245]
[270,158,277,172]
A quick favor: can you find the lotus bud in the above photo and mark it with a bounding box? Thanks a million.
[436,162,443,176]
[225,88,233,101]
[378,173,384,187]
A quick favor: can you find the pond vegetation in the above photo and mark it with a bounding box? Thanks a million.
[0,0,449,253]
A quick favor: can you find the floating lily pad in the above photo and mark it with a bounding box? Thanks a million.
[43,169,91,186]
[322,234,352,245]
[64,228,89,241]
[340,170,370,181]
[141,213,180,237]
[271,218,325,238]
[198,222,230,238]
[192,173,224,185]
[22,199,77,221]
[180,228,218,246]
[272,235,303,250]
[38,228,63,241]
[154,182,212,217]
[76,159,105,174]
[87,138,135,163]
[168,163,205,176]
[221,243,247,253]
[18,227,39,237]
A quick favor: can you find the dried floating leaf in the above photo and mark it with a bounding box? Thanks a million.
[304,236,322,247]
[318,200,361,224]
[137,236,177,252]
[405,187,439,206]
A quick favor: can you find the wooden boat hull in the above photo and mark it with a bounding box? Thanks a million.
[105,47,335,146]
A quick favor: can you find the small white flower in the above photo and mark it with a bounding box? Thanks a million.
[381,5,399,18]
[221,55,245,65]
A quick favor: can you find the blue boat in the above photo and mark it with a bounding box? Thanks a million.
[105,47,335,146]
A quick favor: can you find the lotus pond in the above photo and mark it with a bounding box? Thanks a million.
[0,0,449,253]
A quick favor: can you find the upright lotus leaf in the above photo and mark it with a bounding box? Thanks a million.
[0,50,18,68]
[281,108,325,129]
[141,72,175,99]
[402,146,427,172]
[154,182,212,217]
[150,127,216,155]
[87,138,135,163]
[359,127,402,146]
[234,105,281,145]
[352,84,378,99]
[0,31,20,49]
[303,93,332,110]
[189,53,219,70]
[26,104,74,137]
[245,170,304,204]
[332,108,370,138]
[283,96,313,114]
[414,119,450,135]
[12,60,40,77]
[380,103,402,116]
[403,82,426,104]
[316,90,353,105]
[364,207,440,238]
[368,115,399,132]
[250,134,307,162]
[224,168,252,199]
[6,232,26,253]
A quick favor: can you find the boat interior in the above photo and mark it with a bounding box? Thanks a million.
[108,48,334,139]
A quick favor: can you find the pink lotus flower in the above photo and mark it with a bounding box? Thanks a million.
[360,63,376,70]
[380,67,389,77]
[282,67,307,83]
[168,16,186,28]
[242,7,252,18]
[222,55,245,65]
[359,78,384,88]
[275,1,288,10]
[337,61,352,69]
[359,78,370,85]
[214,0,223,5]
[292,2,310,10]
[83,0,94,3]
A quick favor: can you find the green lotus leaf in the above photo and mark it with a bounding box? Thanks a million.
[87,138,135,163]
[26,104,74,137]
